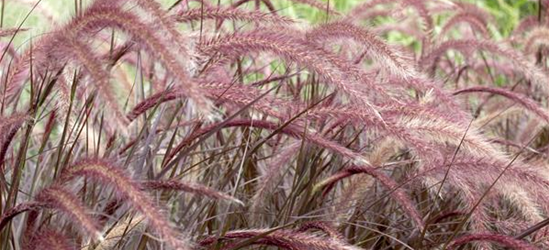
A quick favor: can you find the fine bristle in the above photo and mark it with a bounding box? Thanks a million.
[2,0,549,249]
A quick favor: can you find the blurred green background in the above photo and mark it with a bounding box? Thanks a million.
[0,0,542,49]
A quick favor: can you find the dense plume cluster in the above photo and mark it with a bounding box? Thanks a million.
[1,0,549,249]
